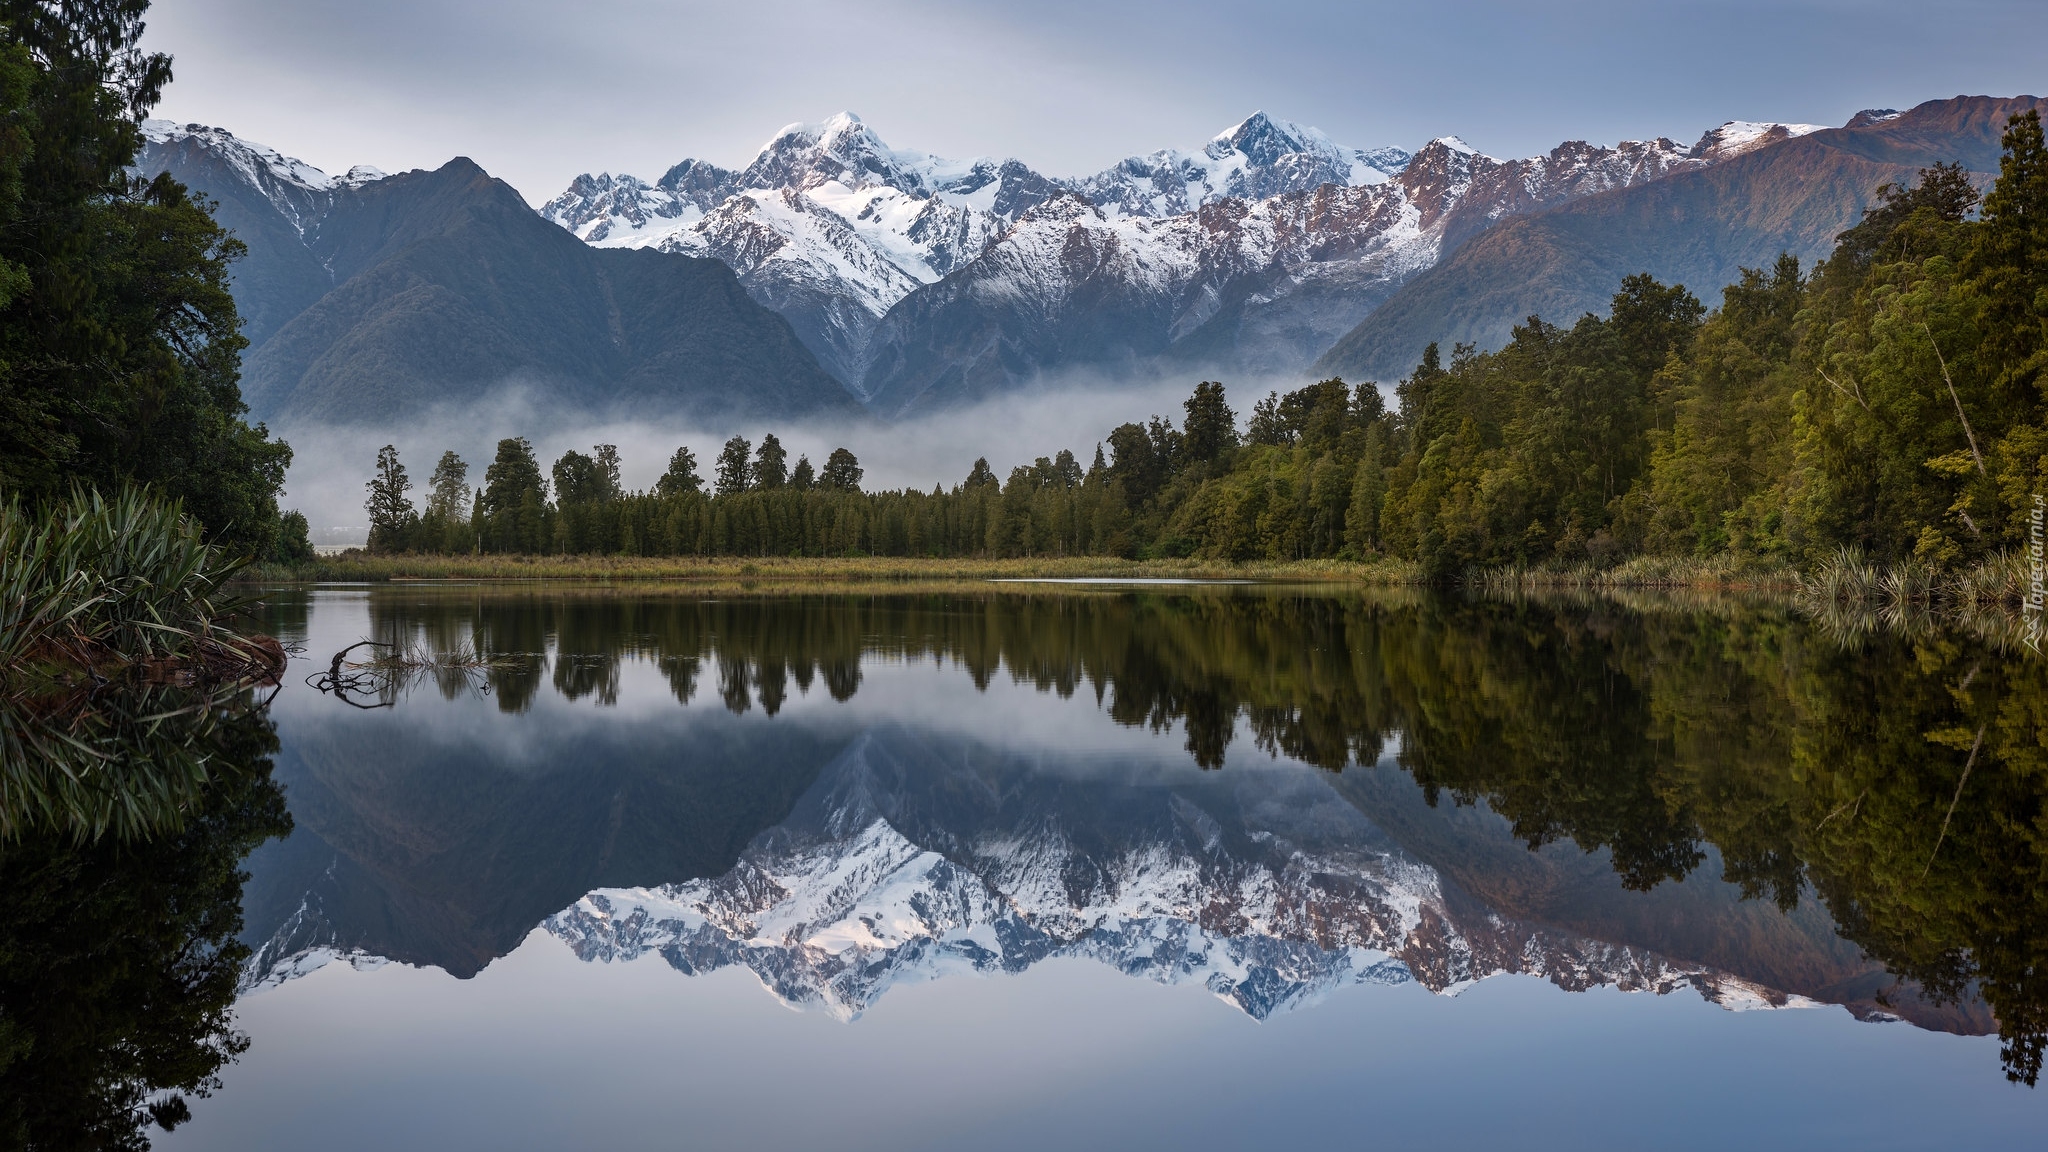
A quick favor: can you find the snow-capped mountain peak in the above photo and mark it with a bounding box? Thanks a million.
[745,111,933,197]
[534,107,1835,409]
[1075,112,1410,220]
[141,120,363,195]
[538,113,1065,387]
[138,120,384,236]
[1845,108,1903,130]
[1689,119,1827,162]
[1207,111,1322,165]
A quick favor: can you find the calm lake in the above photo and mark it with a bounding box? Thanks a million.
[140,583,2048,1149]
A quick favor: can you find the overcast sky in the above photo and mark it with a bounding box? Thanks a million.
[142,0,2046,204]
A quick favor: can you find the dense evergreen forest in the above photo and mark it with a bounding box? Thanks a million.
[0,0,305,560]
[365,113,2048,579]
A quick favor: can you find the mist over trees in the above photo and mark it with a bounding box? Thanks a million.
[349,114,2046,575]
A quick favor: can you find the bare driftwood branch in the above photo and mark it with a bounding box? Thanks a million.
[1923,323,1986,477]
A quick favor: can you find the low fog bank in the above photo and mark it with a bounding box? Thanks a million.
[273,371,1336,546]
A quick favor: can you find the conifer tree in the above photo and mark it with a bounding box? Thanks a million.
[656,446,702,495]
[1967,110,2048,412]
[481,437,547,552]
[415,449,471,552]
[821,447,863,492]
[751,433,788,489]
[593,444,623,500]
[1245,392,1288,446]
[791,455,815,490]
[1106,423,1164,503]
[363,445,416,553]
[1181,381,1237,464]
[715,436,751,495]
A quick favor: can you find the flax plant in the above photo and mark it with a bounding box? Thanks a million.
[0,485,282,841]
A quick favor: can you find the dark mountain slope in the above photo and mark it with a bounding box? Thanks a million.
[1314,95,2048,385]
[137,128,337,347]
[242,718,844,978]
[243,159,857,425]
[134,131,861,428]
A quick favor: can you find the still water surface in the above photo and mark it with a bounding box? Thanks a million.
[152,584,2048,1148]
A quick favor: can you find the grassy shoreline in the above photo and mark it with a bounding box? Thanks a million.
[237,553,1426,584]
[234,551,1805,588]
[236,549,2038,618]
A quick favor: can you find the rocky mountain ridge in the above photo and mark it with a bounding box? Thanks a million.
[858,126,1768,412]
[542,111,1824,404]
[1313,95,2044,384]
[143,119,388,226]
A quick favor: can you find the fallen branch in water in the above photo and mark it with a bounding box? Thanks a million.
[308,640,514,707]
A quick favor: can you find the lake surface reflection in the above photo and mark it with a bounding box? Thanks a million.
[160,584,2047,1148]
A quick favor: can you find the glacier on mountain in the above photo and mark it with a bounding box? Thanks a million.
[1070,111,1410,219]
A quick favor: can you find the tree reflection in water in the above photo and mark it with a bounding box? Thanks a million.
[0,687,289,1148]
[337,585,2047,1084]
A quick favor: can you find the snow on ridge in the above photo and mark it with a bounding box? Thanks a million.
[533,109,1761,399]
[141,118,384,194]
[1076,111,1410,220]
[1690,120,1827,161]
[242,945,391,993]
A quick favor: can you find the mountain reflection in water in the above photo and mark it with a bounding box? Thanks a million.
[230,584,2048,1093]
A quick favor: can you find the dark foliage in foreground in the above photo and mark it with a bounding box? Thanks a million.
[0,0,300,559]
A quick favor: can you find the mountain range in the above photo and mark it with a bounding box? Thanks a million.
[136,95,2042,427]
[1314,96,2048,383]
